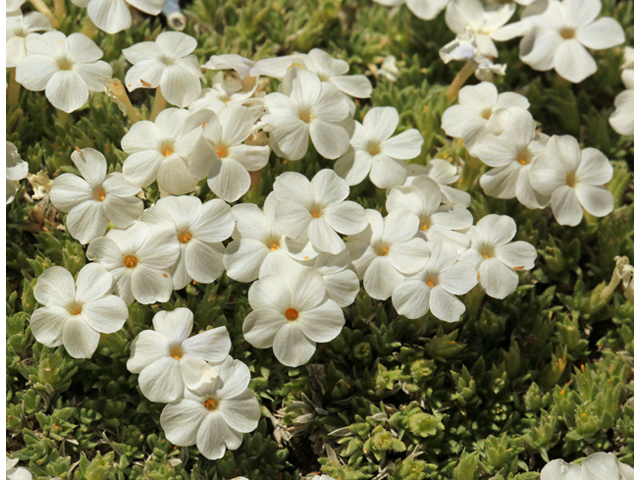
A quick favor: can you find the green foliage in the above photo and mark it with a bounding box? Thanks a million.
[6,0,634,478]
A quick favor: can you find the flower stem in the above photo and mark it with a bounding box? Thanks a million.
[106,78,140,123]
[29,0,58,27]
[53,0,65,22]
[81,18,98,39]
[8,69,21,107]
[447,61,476,102]
[56,109,69,125]
[149,87,166,121]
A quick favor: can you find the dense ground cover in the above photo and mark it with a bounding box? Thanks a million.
[6,0,634,479]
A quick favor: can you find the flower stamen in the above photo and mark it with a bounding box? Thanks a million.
[94,187,106,201]
[285,308,299,321]
[170,345,183,360]
[178,230,192,244]
[204,397,219,411]
[124,255,138,268]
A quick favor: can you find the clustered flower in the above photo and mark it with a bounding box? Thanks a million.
[11,0,625,471]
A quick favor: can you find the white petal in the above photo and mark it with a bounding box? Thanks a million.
[329,74,372,98]
[553,39,597,84]
[70,147,106,186]
[15,54,58,91]
[81,296,128,334]
[309,119,350,160]
[369,154,408,189]
[218,389,260,432]
[75,263,114,303]
[50,174,93,212]
[479,257,519,299]
[45,70,88,113]
[62,315,100,358]
[182,326,231,363]
[576,148,613,185]
[297,299,345,343]
[334,149,372,186]
[363,107,399,142]
[519,28,563,72]
[439,261,478,295]
[363,257,404,300]
[224,239,269,283]
[196,412,243,460]
[207,157,251,202]
[160,62,202,108]
[122,150,164,188]
[102,194,144,229]
[160,399,207,446]
[131,265,174,304]
[311,169,349,205]
[392,280,430,319]
[184,240,225,283]
[66,200,108,244]
[495,241,537,270]
[275,201,313,241]
[243,309,287,348]
[30,307,68,347]
[380,128,423,160]
[180,355,220,390]
[323,270,360,307]
[86,0,131,33]
[576,17,625,50]
[86,237,125,271]
[551,185,584,226]
[429,285,466,322]
[139,356,184,402]
[272,322,316,367]
[34,266,75,307]
[475,214,516,246]
[387,237,430,274]
[153,308,193,343]
[323,201,368,235]
[574,184,614,217]
[307,218,345,254]
[126,330,170,373]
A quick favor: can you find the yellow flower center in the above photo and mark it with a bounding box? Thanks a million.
[204,397,219,411]
[419,217,430,231]
[285,308,299,321]
[124,255,138,268]
[481,108,492,120]
[178,230,192,244]
[566,173,576,187]
[479,245,494,259]
[170,345,184,360]
[367,143,381,156]
[375,244,390,256]
[58,57,73,71]
[216,144,229,158]
[560,28,575,39]
[299,110,313,123]
[93,187,106,201]
[68,303,83,315]
[161,143,174,157]
[517,149,530,166]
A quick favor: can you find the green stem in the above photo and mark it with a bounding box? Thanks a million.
[57,109,69,125]
[447,61,476,102]
[8,69,21,107]
[150,87,166,121]
[53,0,65,22]
[29,0,58,27]
[81,18,98,39]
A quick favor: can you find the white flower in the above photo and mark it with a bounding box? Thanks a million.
[262,68,351,160]
[198,104,271,202]
[609,47,633,136]
[248,54,306,79]
[15,31,113,113]
[493,0,625,83]
[6,456,31,480]
[334,106,423,189]
[441,81,529,155]
[392,241,477,322]
[127,307,231,402]
[6,11,51,68]
[303,48,372,98]
[160,357,260,459]
[6,141,28,204]
[404,161,472,207]
[70,0,163,34]
[243,266,345,367]
[301,250,360,308]
[273,169,368,255]
[439,33,507,81]
[541,452,633,480]
[224,193,317,283]
[123,32,204,107]
[203,54,254,79]
[386,175,473,252]
[86,222,180,305]
[378,55,401,82]
[141,196,234,290]
[7,0,25,14]
[445,0,515,58]
[374,0,449,21]
[459,214,537,299]
[189,72,259,115]
[347,209,430,300]
[30,264,128,358]
[50,148,143,244]
[473,108,550,209]
[528,135,614,226]
[121,108,208,195]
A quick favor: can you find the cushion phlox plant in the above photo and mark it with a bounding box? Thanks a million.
[5,0,633,478]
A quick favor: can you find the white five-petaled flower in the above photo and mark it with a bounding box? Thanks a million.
[127,307,231,402]
[30,264,128,359]
[441,81,530,155]
[529,135,614,226]
[541,452,633,480]
[439,33,507,81]
[6,456,32,480]
[243,265,345,367]
[386,175,473,252]
[373,0,449,21]
[202,54,255,79]
[160,357,260,460]
[347,209,430,300]
[198,104,271,202]
[141,195,234,290]
[445,0,515,58]
[50,148,143,244]
[189,72,259,115]
[473,108,550,209]
[302,48,372,99]
[6,141,28,204]
[224,193,316,283]
[459,214,537,299]
[392,241,478,322]
[334,106,423,189]
[6,10,51,68]
[273,169,368,255]
[16,31,113,113]
[262,68,351,160]
[123,32,204,107]
[86,222,180,305]
[609,46,634,136]
[493,0,625,83]
[70,0,163,34]
[121,108,208,195]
